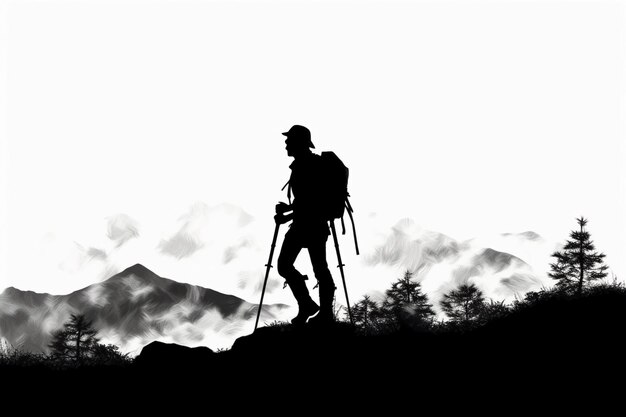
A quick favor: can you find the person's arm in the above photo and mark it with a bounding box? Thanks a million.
[275,202,293,214]
[275,201,294,224]
[274,212,293,224]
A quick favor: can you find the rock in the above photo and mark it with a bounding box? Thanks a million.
[135,341,215,369]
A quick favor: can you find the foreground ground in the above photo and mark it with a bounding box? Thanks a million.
[2,287,625,410]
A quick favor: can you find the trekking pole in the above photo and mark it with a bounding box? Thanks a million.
[254,222,281,332]
[329,220,354,325]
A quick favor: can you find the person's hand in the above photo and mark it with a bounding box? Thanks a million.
[274,213,290,225]
[275,202,291,215]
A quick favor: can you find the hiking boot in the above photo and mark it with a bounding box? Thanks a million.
[291,298,320,326]
[287,277,320,326]
[308,282,336,327]
[307,310,335,327]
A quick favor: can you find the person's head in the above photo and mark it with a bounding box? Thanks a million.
[282,125,315,158]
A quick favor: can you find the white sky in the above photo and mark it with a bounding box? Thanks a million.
[1,0,625,293]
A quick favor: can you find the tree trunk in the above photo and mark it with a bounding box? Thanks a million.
[364,304,368,327]
[578,222,584,295]
[463,300,469,323]
[405,277,411,303]
[76,328,81,362]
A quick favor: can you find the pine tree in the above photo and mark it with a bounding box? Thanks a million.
[352,295,380,329]
[549,217,609,295]
[440,283,485,326]
[48,314,100,363]
[381,270,435,328]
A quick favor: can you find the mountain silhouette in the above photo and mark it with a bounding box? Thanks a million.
[472,248,528,272]
[0,264,288,353]
[365,219,463,270]
[364,218,546,304]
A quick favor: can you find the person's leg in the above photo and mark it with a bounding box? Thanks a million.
[277,228,319,325]
[307,233,336,323]
[277,228,304,281]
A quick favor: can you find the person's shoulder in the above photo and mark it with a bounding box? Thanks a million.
[313,152,324,161]
[312,153,326,168]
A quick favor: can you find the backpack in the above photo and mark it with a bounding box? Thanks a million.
[282,151,360,255]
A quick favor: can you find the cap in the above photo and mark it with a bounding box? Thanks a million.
[282,125,315,149]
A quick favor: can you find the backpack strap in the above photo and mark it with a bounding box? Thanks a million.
[281,179,292,205]
[345,195,360,256]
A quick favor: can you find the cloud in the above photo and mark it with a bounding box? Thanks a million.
[159,231,204,259]
[87,247,107,261]
[158,203,209,259]
[452,265,483,285]
[502,231,543,241]
[159,202,255,260]
[223,239,253,264]
[106,214,140,247]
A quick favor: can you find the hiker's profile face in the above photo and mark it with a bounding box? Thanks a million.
[285,138,299,157]
[285,137,309,157]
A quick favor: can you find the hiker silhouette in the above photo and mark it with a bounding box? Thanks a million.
[275,125,337,326]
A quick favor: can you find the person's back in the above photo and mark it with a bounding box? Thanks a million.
[287,151,329,238]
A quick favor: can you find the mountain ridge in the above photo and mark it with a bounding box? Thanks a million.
[0,264,288,354]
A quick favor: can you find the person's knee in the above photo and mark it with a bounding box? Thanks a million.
[278,256,305,281]
[277,257,293,278]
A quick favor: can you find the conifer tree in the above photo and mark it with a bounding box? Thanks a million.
[381,270,435,327]
[440,283,485,326]
[352,295,380,329]
[549,217,609,295]
[48,314,99,363]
